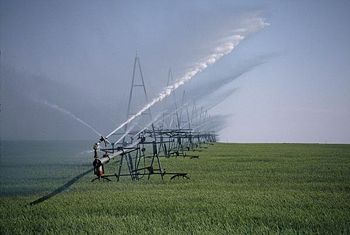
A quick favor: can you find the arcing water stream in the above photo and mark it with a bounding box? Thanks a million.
[106,18,268,139]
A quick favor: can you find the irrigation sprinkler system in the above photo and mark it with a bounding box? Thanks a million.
[91,56,217,182]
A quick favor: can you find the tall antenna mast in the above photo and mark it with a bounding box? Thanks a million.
[123,54,154,144]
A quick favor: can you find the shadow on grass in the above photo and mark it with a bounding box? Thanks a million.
[29,167,92,206]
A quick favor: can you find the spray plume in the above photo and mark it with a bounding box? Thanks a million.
[106,18,268,138]
[193,114,229,132]
[200,88,238,112]
[105,38,239,138]
[132,113,162,138]
[39,99,102,137]
[113,122,138,144]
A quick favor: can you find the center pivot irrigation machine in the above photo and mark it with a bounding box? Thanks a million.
[91,56,217,182]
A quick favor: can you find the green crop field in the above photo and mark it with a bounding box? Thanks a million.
[1,143,350,234]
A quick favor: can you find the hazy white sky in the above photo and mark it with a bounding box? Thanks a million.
[1,0,349,143]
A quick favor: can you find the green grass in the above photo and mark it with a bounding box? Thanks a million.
[1,143,350,234]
